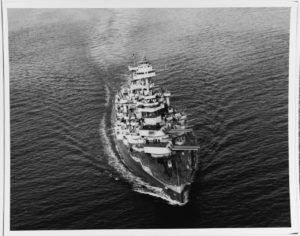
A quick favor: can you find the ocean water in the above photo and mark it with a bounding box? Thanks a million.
[8,8,291,229]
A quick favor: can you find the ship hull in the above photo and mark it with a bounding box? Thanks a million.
[114,139,190,204]
[111,99,197,204]
[111,58,199,204]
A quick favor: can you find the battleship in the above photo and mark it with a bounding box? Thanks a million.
[113,56,199,204]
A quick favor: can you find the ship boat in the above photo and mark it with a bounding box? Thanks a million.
[113,56,199,204]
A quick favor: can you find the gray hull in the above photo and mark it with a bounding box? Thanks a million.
[115,139,192,204]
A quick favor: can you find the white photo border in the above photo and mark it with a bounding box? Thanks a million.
[1,1,300,236]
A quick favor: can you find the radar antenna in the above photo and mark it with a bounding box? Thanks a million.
[132,53,136,66]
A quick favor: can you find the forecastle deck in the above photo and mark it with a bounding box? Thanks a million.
[117,131,198,190]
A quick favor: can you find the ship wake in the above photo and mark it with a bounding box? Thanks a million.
[99,83,186,206]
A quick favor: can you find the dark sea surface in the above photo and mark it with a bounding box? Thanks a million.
[9,8,291,229]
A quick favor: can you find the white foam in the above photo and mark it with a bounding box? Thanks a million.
[104,84,110,107]
[99,116,139,181]
[133,186,188,206]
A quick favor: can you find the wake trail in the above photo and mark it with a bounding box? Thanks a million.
[104,84,110,107]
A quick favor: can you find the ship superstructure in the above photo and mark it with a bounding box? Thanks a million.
[113,57,199,204]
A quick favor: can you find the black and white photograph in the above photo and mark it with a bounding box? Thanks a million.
[2,1,300,235]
